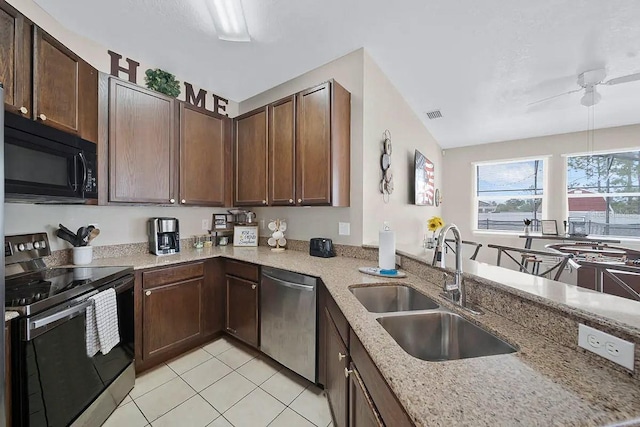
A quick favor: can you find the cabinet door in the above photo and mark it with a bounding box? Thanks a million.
[349,364,384,427]
[202,258,226,337]
[179,103,230,206]
[0,1,31,116]
[325,308,349,427]
[296,82,331,205]
[109,78,176,203]
[226,275,258,347]
[142,279,202,360]
[234,107,268,206]
[33,27,80,135]
[269,96,296,206]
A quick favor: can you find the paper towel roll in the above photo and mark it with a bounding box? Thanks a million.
[379,229,396,270]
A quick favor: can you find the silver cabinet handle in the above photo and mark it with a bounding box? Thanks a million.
[145,290,151,296]
[298,199,302,203]
[38,113,47,121]
[289,199,293,203]
[262,200,267,205]
[338,352,346,361]
[262,273,315,291]
[19,106,28,114]
[251,284,257,290]
[181,199,186,204]
[344,367,353,378]
[170,199,175,204]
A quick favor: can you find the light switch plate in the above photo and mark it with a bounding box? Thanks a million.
[338,222,350,236]
[578,324,635,371]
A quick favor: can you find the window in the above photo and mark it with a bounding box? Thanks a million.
[475,159,544,232]
[567,150,640,238]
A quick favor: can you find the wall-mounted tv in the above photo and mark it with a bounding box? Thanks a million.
[414,149,434,206]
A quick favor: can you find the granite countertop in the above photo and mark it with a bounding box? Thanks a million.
[86,246,640,426]
[5,311,19,322]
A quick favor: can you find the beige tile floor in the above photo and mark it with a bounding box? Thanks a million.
[104,336,334,427]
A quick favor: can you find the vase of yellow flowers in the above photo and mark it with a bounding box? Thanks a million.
[425,216,445,249]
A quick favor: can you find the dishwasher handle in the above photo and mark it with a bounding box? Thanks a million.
[262,273,315,292]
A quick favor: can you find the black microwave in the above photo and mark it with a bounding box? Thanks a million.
[4,112,98,203]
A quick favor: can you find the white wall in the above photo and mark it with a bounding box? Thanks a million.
[5,0,239,116]
[361,52,442,245]
[442,124,640,272]
[5,204,229,251]
[238,49,366,246]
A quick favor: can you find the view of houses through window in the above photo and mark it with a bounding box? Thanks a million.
[567,150,640,237]
[476,159,544,232]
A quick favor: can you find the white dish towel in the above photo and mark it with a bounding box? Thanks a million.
[86,288,120,357]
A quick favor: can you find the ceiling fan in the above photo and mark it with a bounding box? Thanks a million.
[528,68,640,108]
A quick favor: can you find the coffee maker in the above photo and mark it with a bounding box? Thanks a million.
[148,217,180,255]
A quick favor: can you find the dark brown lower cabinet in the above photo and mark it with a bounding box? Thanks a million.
[349,363,384,427]
[142,278,203,360]
[226,275,259,347]
[137,259,225,372]
[325,307,349,427]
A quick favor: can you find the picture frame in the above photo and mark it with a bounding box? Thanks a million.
[414,150,435,206]
[541,220,558,235]
[213,214,228,230]
[233,225,258,247]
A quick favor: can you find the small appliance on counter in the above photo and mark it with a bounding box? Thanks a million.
[148,217,180,255]
[310,238,336,258]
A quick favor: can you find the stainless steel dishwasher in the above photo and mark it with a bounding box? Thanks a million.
[260,267,317,382]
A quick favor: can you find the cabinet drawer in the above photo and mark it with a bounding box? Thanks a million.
[349,329,413,427]
[143,262,204,289]
[326,291,349,347]
[225,260,259,282]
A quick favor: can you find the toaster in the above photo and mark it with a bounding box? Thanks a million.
[309,238,336,258]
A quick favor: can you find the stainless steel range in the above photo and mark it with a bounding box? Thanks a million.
[5,233,135,427]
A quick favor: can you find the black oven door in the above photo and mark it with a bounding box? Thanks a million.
[12,277,134,427]
[4,113,97,202]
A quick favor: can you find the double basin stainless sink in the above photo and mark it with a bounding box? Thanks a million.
[349,285,516,361]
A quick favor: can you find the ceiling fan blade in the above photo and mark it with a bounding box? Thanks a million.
[527,88,582,106]
[603,72,640,86]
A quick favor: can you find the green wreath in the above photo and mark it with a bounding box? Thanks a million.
[144,68,181,97]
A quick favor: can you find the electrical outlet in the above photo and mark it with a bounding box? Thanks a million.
[395,255,402,267]
[201,219,209,230]
[338,222,350,236]
[578,324,635,371]
[259,219,265,230]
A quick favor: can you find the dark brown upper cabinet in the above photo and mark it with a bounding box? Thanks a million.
[296,81,350,206]
[179,103,231,206]
[232,80,350,208]
[0,0,31,117]
[108,78,176,204]
[234,107,269,206]
[269,95,296,206]
[0,2,98,142]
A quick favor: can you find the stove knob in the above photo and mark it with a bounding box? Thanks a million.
[34,241,41,249]
[39,240,47,248]
[18,244,25,252]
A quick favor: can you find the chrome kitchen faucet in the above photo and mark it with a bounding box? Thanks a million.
[435,224,482,314]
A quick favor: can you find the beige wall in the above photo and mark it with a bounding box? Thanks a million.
[238,49,366,246]
[442,124,640,274]
[5,0,239,116]
[361,52,442,245]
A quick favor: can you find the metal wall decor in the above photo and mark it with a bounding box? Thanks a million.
[380,130,394,203]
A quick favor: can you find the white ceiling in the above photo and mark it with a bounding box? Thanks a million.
[33,0,640,148]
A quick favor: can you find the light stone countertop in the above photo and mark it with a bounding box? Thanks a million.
[85,246,640,426]
[5,311,19,322]
[365,242,640,332]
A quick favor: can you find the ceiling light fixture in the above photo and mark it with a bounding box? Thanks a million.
[580,86,601,107]
[208,0,250,42]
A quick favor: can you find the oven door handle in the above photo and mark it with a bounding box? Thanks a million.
[29,300,92,331]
